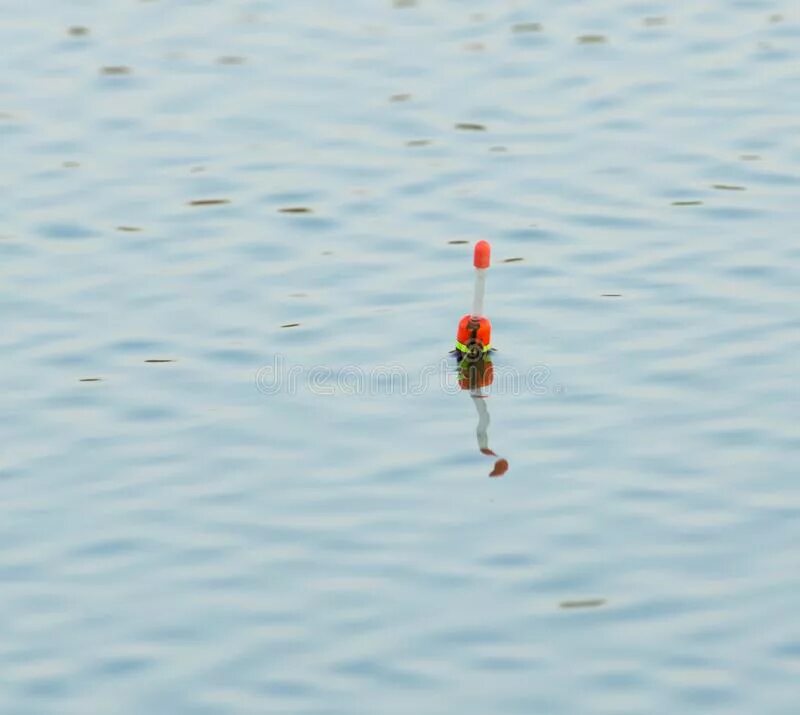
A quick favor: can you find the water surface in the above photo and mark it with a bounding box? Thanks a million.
[2,1,799,713]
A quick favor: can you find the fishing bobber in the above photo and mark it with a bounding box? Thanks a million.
[455,315,492,361]
[455,240,493,361]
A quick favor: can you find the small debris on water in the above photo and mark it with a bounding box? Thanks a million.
[671,200,703,206]
[217,55,246,65]
[455,122,487,131]
[68,26,90,37]
[389,93,411,102]
[281,323,300,328]
[79,377,102,382]
[503,257,524,263]
[188,199,230,206]
[601,293,622,297]
[512,22,542,33]
[560,598,606,609]
[712,184,746,191]
[116,226,142,232]
[448,240,469,245]
[145,359,175,363]
[100,66,132,75]
[406,139,431,147]
[577,34,607,44]
[278,207,312,214]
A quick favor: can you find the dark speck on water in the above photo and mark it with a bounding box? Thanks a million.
[281,323,300,328]
[392,0,417,7]
[101,66,132,75]
[503,257,524,263]
[279,207,312,214]
[560,599,607,609]
[448,240,469,245]
[672,200,703,206]
[512,22,542,33]
[712,184,746,191]
[79,378,102,382]
[389,93,411,102]
[68,26,90,37]
[144,359,175,363]
[602,293,622,297]
[577,35,608,44]
[117,226,142,232]
[217,56,246,65]
[406,139,431,147]
[455,122,486,131]
[188,199,230,206]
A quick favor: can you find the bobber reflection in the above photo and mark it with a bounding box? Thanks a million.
[458,354,508,478]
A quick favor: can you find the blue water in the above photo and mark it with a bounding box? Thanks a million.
[2,1,799,713]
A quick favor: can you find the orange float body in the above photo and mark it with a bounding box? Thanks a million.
[455,314,492,359]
